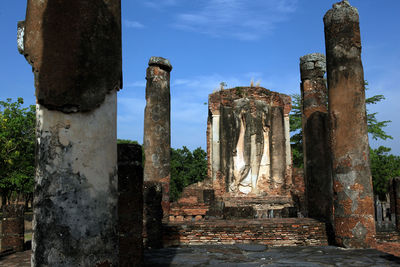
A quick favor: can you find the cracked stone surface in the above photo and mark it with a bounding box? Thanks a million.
[1,244,400,266]
[143,245,400,266]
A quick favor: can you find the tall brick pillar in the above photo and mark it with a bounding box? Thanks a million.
[394,177,400,232]
[118,144,143,267]
[19,1,122,265]
[324,0,376,248]
[143,57,172,248]
[1,204,25,252]
[300,53,334,242]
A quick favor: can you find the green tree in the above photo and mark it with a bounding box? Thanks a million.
[370,146,400,199]
[289,94,303,168]
[0,98,35,205]
[365,82,392,141]
[117,139,139,145]
[170,146,207,201]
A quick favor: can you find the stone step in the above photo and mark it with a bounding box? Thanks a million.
[222,196,293,206]
[163,218,328,247]
[376,231,400,243]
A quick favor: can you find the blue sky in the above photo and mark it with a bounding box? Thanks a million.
[1,0,399,154]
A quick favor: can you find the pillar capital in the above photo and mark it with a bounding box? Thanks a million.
[22,0,122,113]
[300,53,326,80]
[148,56,173,72]
[324,0,359,25]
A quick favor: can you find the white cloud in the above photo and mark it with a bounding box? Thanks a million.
[144,0,179,9]
[124,20,145,29]
[172,0,298,40]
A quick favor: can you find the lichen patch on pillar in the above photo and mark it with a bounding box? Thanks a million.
[33,92,118,266]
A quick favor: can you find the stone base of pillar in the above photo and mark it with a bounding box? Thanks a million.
[160,177,170,219]
[143,181,164,249]
[1,204,25,252]
[32,93,119,266]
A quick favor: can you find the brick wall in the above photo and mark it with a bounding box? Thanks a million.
[163,218,328,247]
[1,205,25,252]
[376,231,400,243]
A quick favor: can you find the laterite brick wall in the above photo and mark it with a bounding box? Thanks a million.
[163,218,328,247]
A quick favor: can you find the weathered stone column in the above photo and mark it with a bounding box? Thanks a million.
[394,177,400,232]
[270,105,286,191]
[324,0,376,248]
[211,114,221,182]
[1,205,25,252]
[283,95,293,191]
[118,144,143,267]
[143,57,172,248]
[300,53,333,241]
[19,1,122,265]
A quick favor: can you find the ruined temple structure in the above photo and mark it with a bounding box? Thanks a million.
[206,87,293,215]
[168,0,381,250]
[169,87,298,222]
[10,0,390,262]
[165,87,328,247]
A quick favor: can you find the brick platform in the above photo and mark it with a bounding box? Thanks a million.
[376,231,400,243]
[163,218,328,247]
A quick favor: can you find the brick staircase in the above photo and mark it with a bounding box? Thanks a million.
[169,184,299,221]
[163,218,329,247]
[169,183,213,222]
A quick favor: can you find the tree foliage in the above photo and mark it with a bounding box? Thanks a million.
[370,146,400,200]
[289,94,303,168]
[0,98,35,204]
[117,139,139,145]
[170,146,207,201]
[365,82,392,141]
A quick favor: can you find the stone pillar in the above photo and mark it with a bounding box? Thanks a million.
[300,53,334,241]
[143,56,172,248]
[270,106,286,188]
[211,114,221,182]
[324,0,376,248]
[394,177,400,232]
[20,1,122,265]
[283,95,293,190]
[1,205,25,252]
[118,144,143,267]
